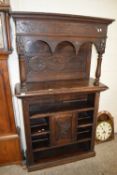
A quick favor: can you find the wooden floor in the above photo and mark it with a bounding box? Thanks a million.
[0,135,117,175]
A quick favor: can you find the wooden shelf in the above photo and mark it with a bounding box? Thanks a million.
[15,78,108,98]
[33,138,91,153]
[77,130,90,134]
[77,138,91,143]
[29,151,95,171]
[78,123,93,128]
[30,107,94,119]
[31,131,50,137]
[31,123,48,128]
[78,116,92,120]
[32,138,49,143]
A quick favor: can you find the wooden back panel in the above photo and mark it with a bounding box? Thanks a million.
[11,12,113,83]
[24,42,91,82]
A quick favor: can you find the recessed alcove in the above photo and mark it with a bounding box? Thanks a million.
[25,40,93,82]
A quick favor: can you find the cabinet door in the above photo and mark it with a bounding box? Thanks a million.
[50,113,76,146]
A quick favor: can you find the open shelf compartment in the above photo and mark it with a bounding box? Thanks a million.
[29,93,95,116]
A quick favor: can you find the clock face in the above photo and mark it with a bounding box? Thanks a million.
[96,121,112,141]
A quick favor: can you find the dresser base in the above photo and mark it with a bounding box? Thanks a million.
[28,151,95,171]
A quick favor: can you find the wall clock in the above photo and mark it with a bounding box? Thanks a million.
[96,111,114,143]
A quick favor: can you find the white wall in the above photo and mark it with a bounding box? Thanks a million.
[8,0,117,150]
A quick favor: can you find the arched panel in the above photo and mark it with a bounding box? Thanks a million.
[77,41,98,55]
[55,41,76,55]
[25,40,51,55]
[25,40,52,55]
[77,42,98,79]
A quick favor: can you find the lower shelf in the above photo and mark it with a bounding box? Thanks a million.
[27,140,94,171]
[28,150,95,171]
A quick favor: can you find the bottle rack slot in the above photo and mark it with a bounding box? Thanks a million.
[32,137,50,150]
[78,111,93,126]
[31,117,49,134]
[77,126,92,140]
[32,137,49,143]
[30,116,50,150]
[31,130,50,137]
[76,110,93,145]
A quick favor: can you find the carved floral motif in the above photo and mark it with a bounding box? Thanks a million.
[56,119,71,140]
[26,53,86,73]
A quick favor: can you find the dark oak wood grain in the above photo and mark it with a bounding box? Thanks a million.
[12,12,114,171]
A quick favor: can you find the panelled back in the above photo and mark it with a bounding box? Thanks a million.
[12,12,113,83]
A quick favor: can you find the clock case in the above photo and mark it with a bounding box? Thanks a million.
[0,0,11,51]
[0,3,22,165]
[0,12,11,51]
[96,111,114,143]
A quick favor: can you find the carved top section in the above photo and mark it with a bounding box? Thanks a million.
[11,12,114,39]
[11,12,114,55]
[11,12,114,83]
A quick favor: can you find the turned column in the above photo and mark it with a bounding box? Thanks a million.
[94,40,105,86]
[94,53,103,85]
[19,54,27,87]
